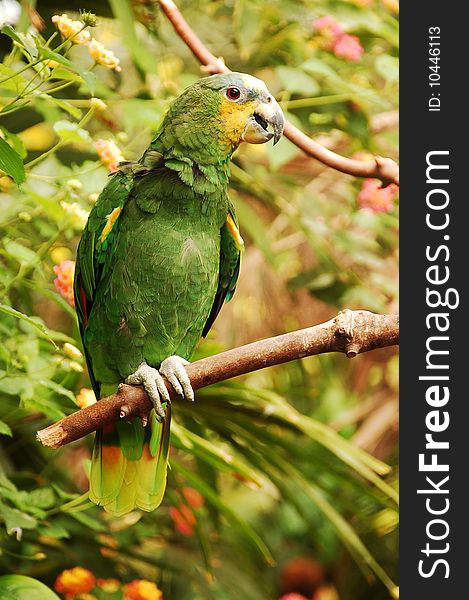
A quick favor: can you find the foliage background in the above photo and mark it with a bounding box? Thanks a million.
[0,1,398,599]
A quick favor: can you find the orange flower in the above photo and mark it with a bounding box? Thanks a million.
[95,139,125,173]
[123,579,163,600]
[75,388,97,408]
[54,567,96,599]
[181,487,204,509]
[169,488,204,536]
[382,0,399,13]
[53,260,75,306]
[169,505,197,536]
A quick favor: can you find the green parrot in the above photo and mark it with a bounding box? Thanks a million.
[74,72,284,516]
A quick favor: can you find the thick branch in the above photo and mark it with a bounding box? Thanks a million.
[37,310,398,449]
[158,0,399,186]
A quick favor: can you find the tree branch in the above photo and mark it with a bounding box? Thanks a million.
[37,310,398,449]
[158,0,399,186]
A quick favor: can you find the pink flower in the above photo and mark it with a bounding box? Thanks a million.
[313,16,344,38]
[95,139,124,172]
[357,179,399,213]
[279,595,309,600]
[53,260,75,307]
[313,16,364,62]
[333,33,364,62]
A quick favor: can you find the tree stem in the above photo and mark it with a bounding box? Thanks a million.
[36,310,399,449]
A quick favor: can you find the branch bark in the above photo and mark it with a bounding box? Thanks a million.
[37,310,399,449]
[158,0,399,186]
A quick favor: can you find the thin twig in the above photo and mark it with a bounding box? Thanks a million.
[37,310,399,449]
[158,0,399,186]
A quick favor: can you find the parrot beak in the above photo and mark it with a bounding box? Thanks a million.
[242,96,284,145]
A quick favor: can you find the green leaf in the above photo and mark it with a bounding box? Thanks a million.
[3,238,39,266]
[53,120,92,146]
[171,421,262,486]
[0,500,38,532]
[0,64,27,92]
[375,55,399,84]
[48,67,84,84]
[0,575,60,600]
[0,137,25,185]
[44,95,82,119]
[0,305,57,347]
[301,58,341,81]
[0,26,38,58]
[39,49,96,93]
[39,521,70,539]
[0,127,26,158]
[27,488,55,509]
[172,461,274,565]
[108,0,157,73]
[276,66,320,96]
[0,25,24,45]
[233,0,260,59]
[68,509,106,531]
[231,191,278,267]
[38,378,76,402]
[0,420,12,437]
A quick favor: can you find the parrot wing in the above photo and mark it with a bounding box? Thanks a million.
[202,204,242,337]
[74,155,172,515]
[74,168,133,396]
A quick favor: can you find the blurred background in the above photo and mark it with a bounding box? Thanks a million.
[0,1,398,599]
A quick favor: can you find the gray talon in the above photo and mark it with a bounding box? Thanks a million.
[125,362,168,419]
[160,355,194,402]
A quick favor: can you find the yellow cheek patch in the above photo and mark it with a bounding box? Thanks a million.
[100,207,121,244]
[226,213,245,251]
[219,99,258,148]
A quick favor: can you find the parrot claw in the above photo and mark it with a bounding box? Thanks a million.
[159,355,194,402]
[125,362,170,420]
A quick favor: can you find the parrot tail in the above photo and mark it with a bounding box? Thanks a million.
[89,406,171,516]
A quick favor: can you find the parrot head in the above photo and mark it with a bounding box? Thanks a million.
[156,72,285,162]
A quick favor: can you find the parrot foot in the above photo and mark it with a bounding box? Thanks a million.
[125,362,170,420]
[159,355,194,402]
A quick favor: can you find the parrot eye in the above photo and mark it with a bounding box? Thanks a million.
[226,87,241,101]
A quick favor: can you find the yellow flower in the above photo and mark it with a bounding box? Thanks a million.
[87,39,121,72]
[90,97,107,112]
[63,343,82,360]
[76,388,97,409]
[67,179,83,191]
[95,139,125,172]
[123,579,163,600]
[43,59,60,68]
[51,14,91,45]
[54,566,96,597]
[61,201,89,229]
[69,361,84,373]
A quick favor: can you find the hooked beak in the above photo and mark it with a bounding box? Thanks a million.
[242,96,284,145]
